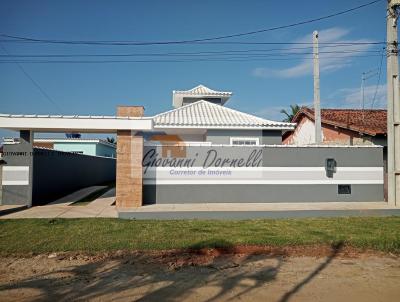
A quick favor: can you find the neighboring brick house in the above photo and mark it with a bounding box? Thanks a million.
[283,107,387,146]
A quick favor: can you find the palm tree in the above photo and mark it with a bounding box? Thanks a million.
[106,137,116,144]
[280,104,301,122]
[65,133,81,139]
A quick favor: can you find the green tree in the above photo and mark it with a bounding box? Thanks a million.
[280,104,301,122]
[65,133,81,138]
[106,137,116,144]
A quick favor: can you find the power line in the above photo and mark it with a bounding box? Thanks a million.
[370,48,386,108]
[0,43,62,112]
[0,39,386,46]
[0,49,383,58]
[0,54,383,64]
[188,41,386,46]
[0,0,384,46]
[0,44,382,58]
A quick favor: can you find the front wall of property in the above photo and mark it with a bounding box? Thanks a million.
[142,145,384,203]
[1,144,116,206]
[144,184,381,203]
[32,149,116,204]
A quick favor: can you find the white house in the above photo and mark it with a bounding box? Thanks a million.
[147,84,295,145]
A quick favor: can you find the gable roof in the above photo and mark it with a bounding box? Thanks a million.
[292,107,387,136]
[173,84,232,96]
[153,100,295,130]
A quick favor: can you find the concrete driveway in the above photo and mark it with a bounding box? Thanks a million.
[0,188,117,219]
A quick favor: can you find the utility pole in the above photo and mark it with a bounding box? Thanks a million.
[361,72,366,110]
[387,0,400,206]
[360,69,378,109]
[313,30,322,144]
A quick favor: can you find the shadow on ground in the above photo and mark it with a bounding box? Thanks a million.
[0,240,343,302]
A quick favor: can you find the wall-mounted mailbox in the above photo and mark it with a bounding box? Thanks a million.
[325,158,337,178]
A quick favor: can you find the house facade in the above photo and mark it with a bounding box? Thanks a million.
[33,138,116,158]
[283,107,387,146]
[147,85,295,145]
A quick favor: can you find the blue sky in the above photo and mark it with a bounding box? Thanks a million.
[0,0,387,138]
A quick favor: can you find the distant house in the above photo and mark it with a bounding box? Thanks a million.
[283,107,387,146]
[33,138,116,158]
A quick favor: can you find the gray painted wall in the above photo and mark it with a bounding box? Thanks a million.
[144,184,383,204]
[206,129,282,145]
[32,149,116,205]
[262,130,282,145]
[1,131,33,206]
[1,139,116,206]
[143,145,384,204]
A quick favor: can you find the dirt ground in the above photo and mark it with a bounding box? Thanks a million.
[1,246,399,302]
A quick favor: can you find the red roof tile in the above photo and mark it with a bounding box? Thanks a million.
[292,107,387,136]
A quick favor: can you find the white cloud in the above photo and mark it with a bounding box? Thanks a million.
[253,83,386,121]
[327,84,387,109]
[252,67,271,78]
[252,27,377,79]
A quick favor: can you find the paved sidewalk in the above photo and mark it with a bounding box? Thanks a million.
[0,205,27,216]
[0,188,117,219]
[120,201,397,212]
[3,193,400,220]
[118,201,400,219]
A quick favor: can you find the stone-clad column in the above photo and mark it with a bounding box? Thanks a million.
[116,106,144,208]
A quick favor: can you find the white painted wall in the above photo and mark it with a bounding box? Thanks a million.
[291,119,324,145]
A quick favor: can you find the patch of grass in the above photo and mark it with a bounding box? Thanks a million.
[0,217,400,255]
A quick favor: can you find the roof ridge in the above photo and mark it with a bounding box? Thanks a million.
[190,84,207,91]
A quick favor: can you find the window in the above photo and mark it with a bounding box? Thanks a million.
[230,137,259,146]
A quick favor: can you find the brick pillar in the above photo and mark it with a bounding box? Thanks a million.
[116,106,144,208]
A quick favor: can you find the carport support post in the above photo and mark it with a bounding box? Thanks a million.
[116,106,144,208]
[1,130,34,207]
[19,130,34,207]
